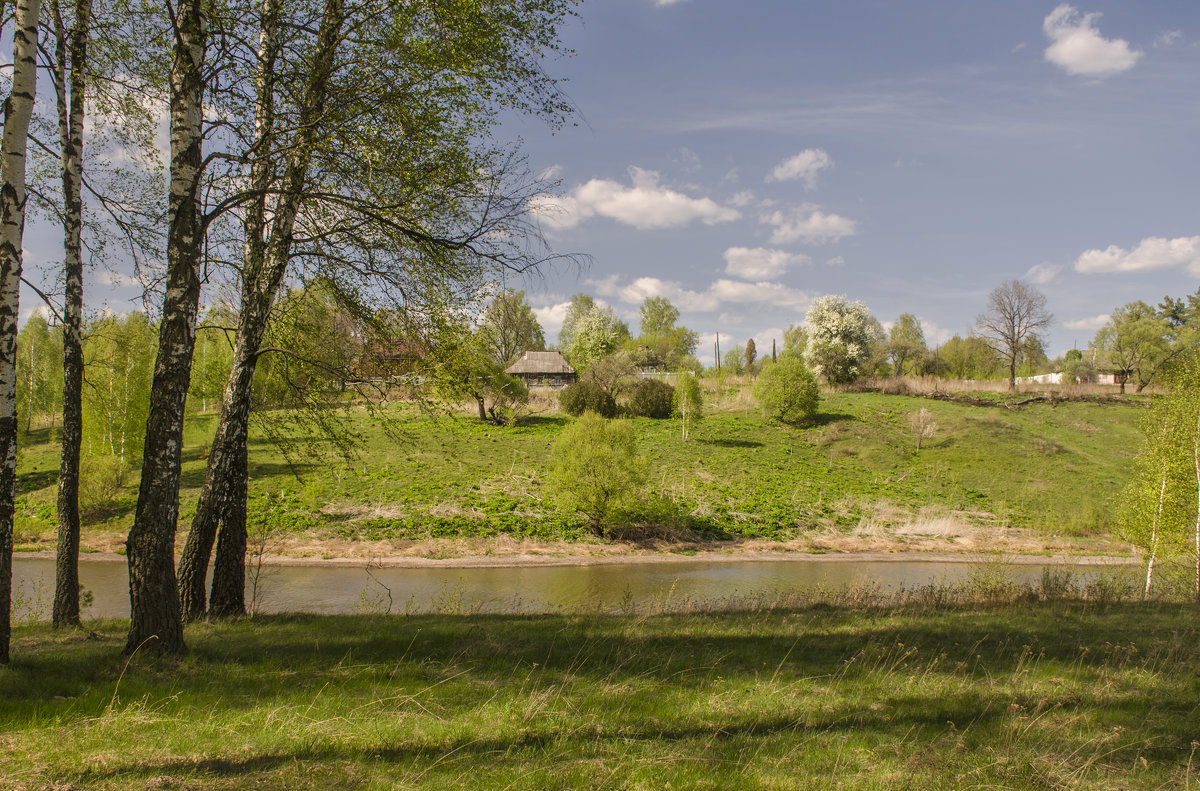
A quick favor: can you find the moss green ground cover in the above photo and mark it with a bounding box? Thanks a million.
[4,597,1198,790]
[11,391,1145,551]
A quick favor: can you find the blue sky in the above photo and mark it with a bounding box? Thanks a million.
[20,1,1200,366]
[498,0,1200,362]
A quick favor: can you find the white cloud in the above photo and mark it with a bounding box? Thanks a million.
[1073,236,1200,275]
[766,148,833,189]
[19,304,50,322]
[1024,263,1061,284]
[655,0,687,5]
[531,166,740,231]
[1065,314,1111,331]
[96,270,141,288]
[1043,4,1142,78]
[591,275,811,313]
[723,247,811,279]
[761,204,857,244]
[533,301,571,336]
[729,190,756,208]
[1154,30,1183,48]
[824,255,846,267]
[918,318,954,346]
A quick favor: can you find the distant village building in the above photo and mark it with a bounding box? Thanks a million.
[1014,372,1063,386]
[505,350,576,389]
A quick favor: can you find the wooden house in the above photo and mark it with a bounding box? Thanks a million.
[505,350,576,390]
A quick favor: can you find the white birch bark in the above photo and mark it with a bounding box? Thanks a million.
[51,0,92,628]
[0,0,43,665]
[124,0,206,656]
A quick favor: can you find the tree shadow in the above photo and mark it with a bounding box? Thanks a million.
[16,468,59,494]
[698,438,763,449]
[6,601,1192,786]
[810,411,855,426]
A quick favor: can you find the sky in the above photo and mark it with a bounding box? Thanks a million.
[20,0,1200,365]
[494,0,1200,362]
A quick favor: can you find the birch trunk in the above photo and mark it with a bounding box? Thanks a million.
[1144,464,1167,598]
[1193,409,1199,603]
[208,433,247,616]
[52,0,92,629]
[124,0,206,656]
[181,0,344,620]
[0,0,42,664]
[177,0,280,622]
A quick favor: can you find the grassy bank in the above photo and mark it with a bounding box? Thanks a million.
[11,388,1145,557]
[3,593,1198,789]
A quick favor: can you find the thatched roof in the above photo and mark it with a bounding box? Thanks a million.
[505,350,575,375]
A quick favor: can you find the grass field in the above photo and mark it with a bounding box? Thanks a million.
[3,587,1198,790]
[10,385,1147,556]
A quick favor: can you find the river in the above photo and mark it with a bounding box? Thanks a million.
[10,555,1136,621]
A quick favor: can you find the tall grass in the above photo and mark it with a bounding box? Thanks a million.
[3,583,1197,790]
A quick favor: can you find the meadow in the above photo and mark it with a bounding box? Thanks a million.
[3,581,1197,790]
[11,384,1147,558]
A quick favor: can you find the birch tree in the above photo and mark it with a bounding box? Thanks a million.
[0,0,44,665]
[124,0,206,655]
[45,0,93,628]
[1118,362,1199,596]
[177,0,578,621]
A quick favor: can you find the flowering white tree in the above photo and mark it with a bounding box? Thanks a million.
[566,304,629,371]
[804,295,873,385]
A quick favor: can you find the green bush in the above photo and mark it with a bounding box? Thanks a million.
[753,355,819,425]
[559,381,618,418]
[627,378,675,419]
[547,413,645,535]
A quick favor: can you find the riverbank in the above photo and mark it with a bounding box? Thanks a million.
[4,599,1196,790]
[16,521,1136,569]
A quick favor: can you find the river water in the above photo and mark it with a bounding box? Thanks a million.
[10,556,1136,621]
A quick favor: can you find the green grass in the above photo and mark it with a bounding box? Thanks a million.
[11,389,1147,550]
[4,596,1198,789]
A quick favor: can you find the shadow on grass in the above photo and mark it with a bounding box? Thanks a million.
[810,412,855,427]
[16,468,59,494]
[698,438,763,449]
[5,602,1199,786]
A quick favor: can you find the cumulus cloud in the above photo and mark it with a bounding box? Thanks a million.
[1065,314,1111,331]
[530,166,740,231]
[96,270,141,288]
[1024,263,1061,284]
[918,318,954,346]
[1073,236,1200,275]
[766,149,833,189]
[533,301,572,336]
[723,247,811,279]
[19,304,51,322]
[761,204,857,244]
[1043,4,1142,78]
[825,255,846,267]
[590,275,811,313]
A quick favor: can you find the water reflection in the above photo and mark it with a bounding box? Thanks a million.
[11,556,1135,622]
